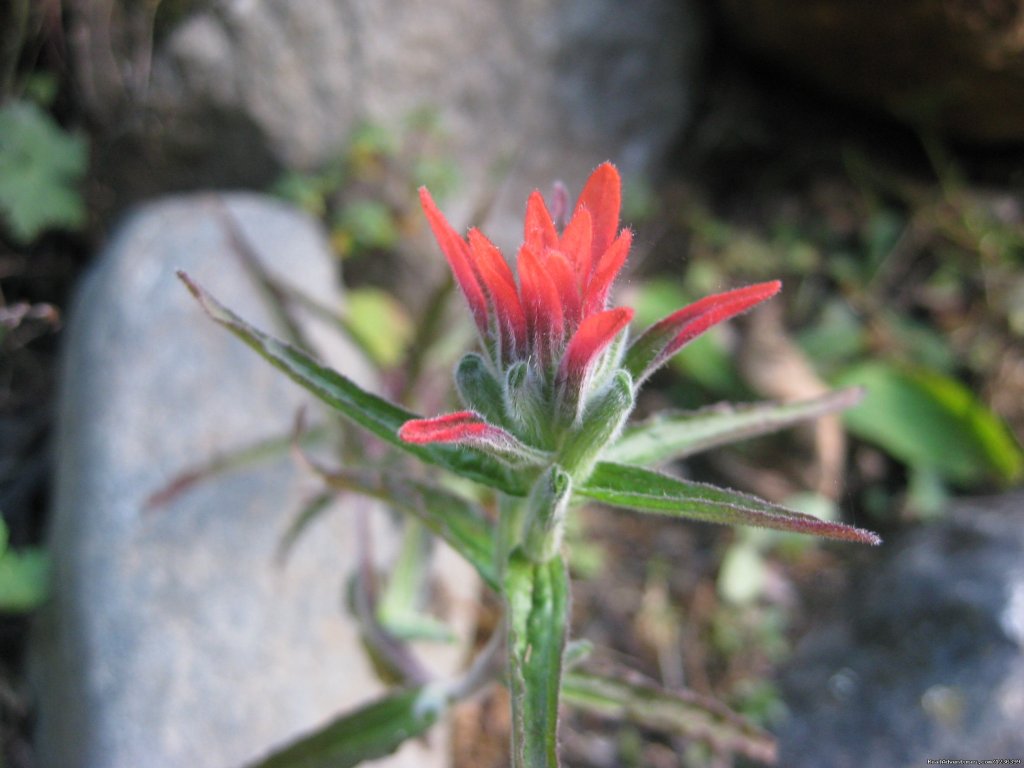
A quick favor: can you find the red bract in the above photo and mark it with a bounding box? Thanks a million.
[399,411,549,466]
[419,163,634,370]
[558,307,633,394]
[624,281,783,385]
[399,411,500,444]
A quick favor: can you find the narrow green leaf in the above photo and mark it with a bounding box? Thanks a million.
[311,466,500,592]
[178,273,527,496]
[147,425,329,510]
[578,462,881,545]
[562,669,776,764]
[506,551,570,768]
[378,521,456,643]
[605,388,863,467]
[563,639,595,670]
[837,362,1024,485]
[276,491,337,564]
[246,684,447,768]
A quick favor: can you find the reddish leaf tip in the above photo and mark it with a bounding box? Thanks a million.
[398,411,489,445]
[628,280,783,382]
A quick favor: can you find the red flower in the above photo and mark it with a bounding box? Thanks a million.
[403,163,780,453]
[420,163,635,374]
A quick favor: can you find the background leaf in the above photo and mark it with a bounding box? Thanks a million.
[837,362,1024,485]
[377,521,457,642]
[0,519,48,612]
[562,668,776,764]
[246,685,446,768]
[342,288,414,369]
[304,465,499,591]
[0,100,87,242]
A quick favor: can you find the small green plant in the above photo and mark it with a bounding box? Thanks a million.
[272,115,458,261]
[655,176,1024,519]
[0,99,87,243]
[0,517,47,612]
[181,163,879,767]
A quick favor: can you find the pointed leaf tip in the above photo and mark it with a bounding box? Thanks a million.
[176,270,198,296]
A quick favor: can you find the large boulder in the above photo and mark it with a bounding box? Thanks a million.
[32,194,476,767]
[716,0,1024,144]
[777,491,1024,766]
[78,0,703,230]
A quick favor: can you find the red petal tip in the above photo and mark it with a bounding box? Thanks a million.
[573,163,622,265]
[560,306,634,385]
[419,188,490,334]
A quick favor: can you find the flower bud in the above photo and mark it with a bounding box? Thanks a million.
[505,361,551,449]
[556,369,634,482]
[455,352,508,429]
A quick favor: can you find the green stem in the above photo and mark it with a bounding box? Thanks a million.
[522,466,572,564]
[496,492,526,575]
[505,551,570,768]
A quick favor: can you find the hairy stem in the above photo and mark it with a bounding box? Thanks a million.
[506,551,570,768]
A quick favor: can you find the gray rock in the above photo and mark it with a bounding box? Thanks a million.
[32,195,477,768]
[89,0,703,226]
[777,491,1024,767]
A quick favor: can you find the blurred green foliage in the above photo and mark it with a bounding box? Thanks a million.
[341,287,414,370]
[0,518,47,612]
[0,98,87,243]
[272,112,458,261]
[838,362,1022,486]
[630,156,1023,513]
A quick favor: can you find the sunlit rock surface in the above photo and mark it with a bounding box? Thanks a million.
[32,195,477,768]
